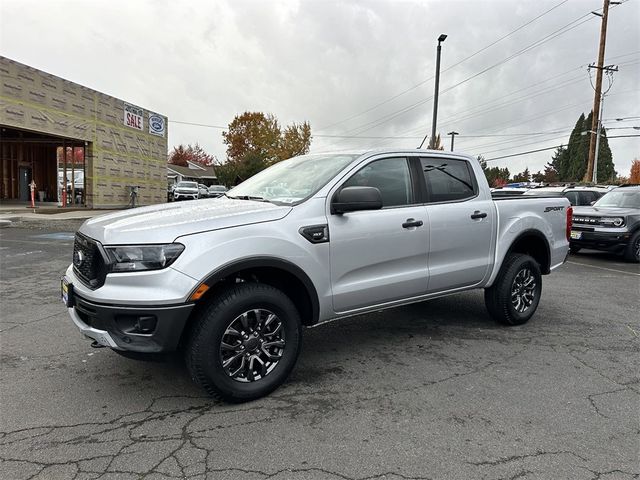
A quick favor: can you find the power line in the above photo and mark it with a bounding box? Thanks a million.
[484,134,639,161]
[334,8,602,139]
[364,53,639,148]
[316,0,569,132]
[170,120,226,129]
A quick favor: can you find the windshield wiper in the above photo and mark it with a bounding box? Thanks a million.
[424,164,474,191]
[227,195,273,203]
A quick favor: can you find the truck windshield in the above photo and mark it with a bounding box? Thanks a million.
[228,154,360,205]
[594,190,640,208]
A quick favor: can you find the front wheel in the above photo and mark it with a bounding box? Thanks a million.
[485,254,542,326]
[186,283,302,402]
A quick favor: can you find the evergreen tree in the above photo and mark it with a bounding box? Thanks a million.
[554,112,616,182]
[512,167,531,183]
[551,146,568,181]
[566,113,588,181]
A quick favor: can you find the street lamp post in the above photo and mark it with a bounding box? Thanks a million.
[447,131,459,151]
[430,34,447,148]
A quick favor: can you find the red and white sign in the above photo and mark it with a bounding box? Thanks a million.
[124,103,144,130]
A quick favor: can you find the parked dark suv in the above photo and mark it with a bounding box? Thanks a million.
[570,185,640,262]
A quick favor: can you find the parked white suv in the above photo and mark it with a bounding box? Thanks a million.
[62,150,571,402]
[173,181,199,201]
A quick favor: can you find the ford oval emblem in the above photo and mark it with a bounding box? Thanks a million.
[149,115,164,133]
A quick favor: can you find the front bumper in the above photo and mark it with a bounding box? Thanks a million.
[570,228,632,251]
[68,291,195,353]
[174,192,198,201]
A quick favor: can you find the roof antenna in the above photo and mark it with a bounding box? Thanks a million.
[417,132,429,149]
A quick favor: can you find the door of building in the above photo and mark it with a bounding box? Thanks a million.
[19,167,31,201]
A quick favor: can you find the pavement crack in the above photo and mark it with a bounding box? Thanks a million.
[468,449,588,467]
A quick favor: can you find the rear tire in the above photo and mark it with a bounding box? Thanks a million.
[623,231,640,263]
[186,283,302,402]
[485,254,542,326]
[569,245,581,254]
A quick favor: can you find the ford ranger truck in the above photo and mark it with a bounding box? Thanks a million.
[62,150,571,402]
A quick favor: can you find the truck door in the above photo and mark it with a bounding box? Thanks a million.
[419,156,495,292]
[328,157,429,313]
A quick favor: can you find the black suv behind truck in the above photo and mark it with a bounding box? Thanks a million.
[570,185,640,262]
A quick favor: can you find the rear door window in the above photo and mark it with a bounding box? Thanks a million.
[420,158,476,203]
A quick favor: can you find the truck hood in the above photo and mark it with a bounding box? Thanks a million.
[79,198,292,244]
[573,206,637,216]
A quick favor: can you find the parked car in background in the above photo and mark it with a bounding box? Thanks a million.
[207,185,228,198]
[523,186,610,206]
[173,181,199,201]
[198,184,209,198]
[490,187,529,197]
[570,184,640,262]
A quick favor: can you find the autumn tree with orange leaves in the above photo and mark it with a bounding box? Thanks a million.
[629,159,640,184]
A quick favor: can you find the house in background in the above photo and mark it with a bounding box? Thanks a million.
[167,161,217,187]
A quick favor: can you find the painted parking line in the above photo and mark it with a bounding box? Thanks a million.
[0,238,72,246]
[567,260,640,277]
[32,232,75,240]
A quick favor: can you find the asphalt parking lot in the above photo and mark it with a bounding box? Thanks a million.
[1,221,638,480]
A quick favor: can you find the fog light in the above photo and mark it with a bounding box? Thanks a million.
[135,316,157,334]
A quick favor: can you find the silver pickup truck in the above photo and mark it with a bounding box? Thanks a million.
[62,150,571,402]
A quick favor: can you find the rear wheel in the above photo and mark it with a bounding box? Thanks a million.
[186,283,302,402]
[485,254,542,326]
[623,231,640,263]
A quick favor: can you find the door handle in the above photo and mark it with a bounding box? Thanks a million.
[470,211,487,220]
[402,219,424,229]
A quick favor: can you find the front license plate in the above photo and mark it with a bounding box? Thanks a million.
[61,277,74,307]
[570,231,582,240]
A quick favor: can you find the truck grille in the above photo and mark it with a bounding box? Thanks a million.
[73,233,107,289]
[573,216,602,226]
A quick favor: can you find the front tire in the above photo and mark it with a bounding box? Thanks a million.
[485,254,542,326]
[186,283,302,402]
[623,231,640,263]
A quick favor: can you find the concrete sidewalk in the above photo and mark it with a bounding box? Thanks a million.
[0,206,116,227]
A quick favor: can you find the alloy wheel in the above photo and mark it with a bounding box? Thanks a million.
[511,267,537,313]
[219,309,285,382]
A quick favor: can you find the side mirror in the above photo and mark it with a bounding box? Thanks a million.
[332,186,383,214]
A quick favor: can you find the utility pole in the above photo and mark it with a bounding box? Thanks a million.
[592,95,605,184]
[584,0,620,182]
[447,131,459,151]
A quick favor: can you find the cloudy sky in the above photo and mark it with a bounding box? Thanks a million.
[2,0,639,177]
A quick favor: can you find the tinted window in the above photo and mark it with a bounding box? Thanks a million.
[421,158,475,202]
[580,191,597,205]
[564,191,580,206]
[343,157,412,207]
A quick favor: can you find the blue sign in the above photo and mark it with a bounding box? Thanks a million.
[149,113,166,137]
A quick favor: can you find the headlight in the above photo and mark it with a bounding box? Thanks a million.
[600,217,625,227]
[104,243,184,272]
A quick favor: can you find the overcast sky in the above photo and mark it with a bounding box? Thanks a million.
[2,0,639,177]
